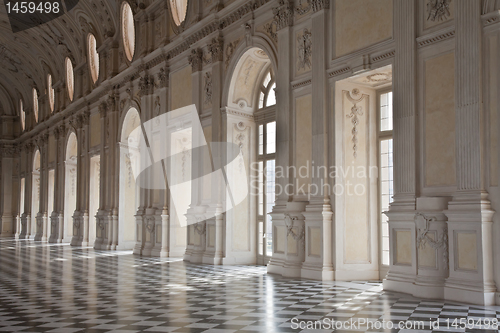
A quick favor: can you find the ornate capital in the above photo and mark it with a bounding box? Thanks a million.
[188,48,203,72]
[99,102,107,117]
[273,0,294,31]
[53,127,60,140]
[208,37,224,62]
[106,92,118,112]
[157,67,169,88]
[1,145,19,158]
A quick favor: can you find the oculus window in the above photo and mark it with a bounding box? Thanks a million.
[170,0,187,26]
[88,34,99,84]
[66,57,74,101]
[121,2,135,61]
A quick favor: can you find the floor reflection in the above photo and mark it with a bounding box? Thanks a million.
[0,239,499,332]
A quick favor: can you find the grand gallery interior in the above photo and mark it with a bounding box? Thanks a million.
[0,0,500,332]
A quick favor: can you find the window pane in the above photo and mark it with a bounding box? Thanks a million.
[263,72,271,87]
[266,160,275,257]
[258,161,264,216]
[258,124,264,155]
[380,138,393,266]
[267,83,276,107]
[266,121,276,154]
[380,91,393,131]
[258,221,263,255]
[259,92,265,109]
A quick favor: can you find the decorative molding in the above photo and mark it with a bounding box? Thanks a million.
[223,107,254,120]
[291,78,311,89]
[263,22,278,43]
[482,10,500,27]
[371,50,395,63]
[297,28,312,71]
[417,28,455,48]
[345,89,366,159]
[426,0,452,22]
[329,66,351,78]
[194,221,206,235]
[139,73,155,96]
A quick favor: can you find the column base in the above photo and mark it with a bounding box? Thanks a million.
[444,277,497,306]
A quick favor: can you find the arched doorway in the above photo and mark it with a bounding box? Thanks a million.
[225,46,277,265]
[118,107,141,250]
[64,132,78,243]
[31,150,40,239]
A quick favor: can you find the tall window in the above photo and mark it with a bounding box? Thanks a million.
[170,0,188,26]
[20,99,25,131]
[88,34,99,84]
[258,121,276,258]
[33,88,38,123]
[66,57,74,101]
[378,90,393,266]
[48,74,55,112]
[121,2,135,61]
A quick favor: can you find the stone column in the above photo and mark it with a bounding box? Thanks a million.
[35,133,49,242]
[266,0,296,276]
[80,112,91,246]
[301,0,333,281]
[56,125,65,243]
[49,127,62,243]
[443,0,496,305]
[94,103,108,249]
[0,146,18,236]
[138,72,155,256]
[107,92,120,250]
[207,37,225,264]
[20,143,34,239]
[70,116,83,246]
[383,0,418,293]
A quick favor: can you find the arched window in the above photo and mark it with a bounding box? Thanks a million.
[33,88,39,123]
[88,33,99,84]
[48,74,55,112]
[258,69,276,109]
[66,57,74,101]
[121,2,135,61]
[170,0,188,26]
[20,99,25,131]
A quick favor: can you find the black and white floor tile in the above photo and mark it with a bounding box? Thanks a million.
[0,239,499,332]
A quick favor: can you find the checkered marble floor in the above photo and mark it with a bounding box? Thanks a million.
[0,239,499,333]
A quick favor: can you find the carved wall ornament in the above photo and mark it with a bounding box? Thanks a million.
[154,96,161,118]
[414,212,449,267]
[204,72,213,107]
[427,0,452,21]
[345,89,366,158]
[194,221,206,235]
[188,48,204,72]
[139,74,155,96]
[146,216,155,235]
[297,29,312,71]
[225,38,241,68]
[208,37,224,62]
[263,22,278,43]
[157,67,169,88]
[272,0,294,31]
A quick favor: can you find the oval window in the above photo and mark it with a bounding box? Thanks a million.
[20,99,25,131]
[33,88,39,123]
[170,0,188,26]
[66,57,74,101]
[122,2,135,61]
[48,74,55,112]
[88,34,99,84]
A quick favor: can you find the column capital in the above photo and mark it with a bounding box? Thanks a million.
[208,37,224,63]
[157,66,169,88]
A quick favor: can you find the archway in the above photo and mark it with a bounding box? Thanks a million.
[118,107,141,250]
[225,46,276,265]
[63,132,78,243]
[30,150,40,239]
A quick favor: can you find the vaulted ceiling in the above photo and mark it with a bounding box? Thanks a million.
[0,0,120,117]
